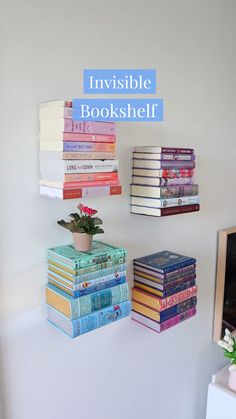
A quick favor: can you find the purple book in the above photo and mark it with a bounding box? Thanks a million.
[133,159,195,170]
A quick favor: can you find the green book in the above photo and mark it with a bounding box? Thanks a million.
[47,241,127,269]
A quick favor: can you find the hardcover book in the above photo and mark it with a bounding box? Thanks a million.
[46,282,129,319]
[40,184,122,199]
[131,195,199,208]
[133,264,196,282]
[48,241,127,269]
[47,300,131,338]
[133,272,196,292]
[132,296,197,323]
[132,176,194,187]
[134,146,194,154]
[131,203,200,217]
[39,151,116,160]
[132,168,194,178]
[133,159,195,170]
[40,179,119,189]
[39,133,116,143]
[131,285,197,311]
[133,277,196,298]
[40,141,116,152]
[132,307,196,333]
[134,250,196,274]
[48,276,126,298]
[133,152,195,161]
[130,184,199,199]
[39,159,118,174]
[40,119,116,135]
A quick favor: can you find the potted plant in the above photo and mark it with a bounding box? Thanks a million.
[57,204,104,252]
[218,328,236,392]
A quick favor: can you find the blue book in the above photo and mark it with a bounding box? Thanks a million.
[47,300,131,338]
[134,278,196,298]
[48,241,127,269]
[159,297,197,322]
[134,250,196,274]
[48,276,127,298]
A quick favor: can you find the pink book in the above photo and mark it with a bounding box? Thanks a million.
[72,121,115,135]
[132,307,196,333]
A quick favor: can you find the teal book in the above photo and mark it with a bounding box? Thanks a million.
[45,282,129,319]
[48,241,127,269]
[47,300,131,337]
[48,261,126,283]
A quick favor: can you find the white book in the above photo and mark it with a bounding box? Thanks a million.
[40,141,64,151]
[40,118,72,133]
[131,196,199,208]
[134,146,194,154]
[39,102,72,119]
[39,159,118,174]
[130,184,198,198]
[132,168,194,177]
[133,152,194,161]
[40,184,120,199]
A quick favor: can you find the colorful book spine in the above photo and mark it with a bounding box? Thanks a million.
[132,307,196,333]
[132,285,197,311]
[40,120,116,135]
[133,273,196,291]
[47,300,131,338]
[39,133,116,143]
[48,270,126,290]
[132,176,194,186]
[133,159,195,169]
[39,184,122,199]
[132,296,197,323]
[40,179,119,189]
[131,184,199,199]
[134,147,194,154]
[134,278,196,298]
[133,153,195,161]
[46,282,129,319]
[48,256,126,277]
[130,196,199,208]
[48,276,127,297]
[133,265,196,282]
[132,168,194,178]
[131,204,200,217]
[64,172,118,182]
[48,263,126,283]
[63,142,116,152]
[40,151,116,160]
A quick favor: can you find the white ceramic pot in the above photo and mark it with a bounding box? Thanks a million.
[228,365,236,392]
[72,232,93,252]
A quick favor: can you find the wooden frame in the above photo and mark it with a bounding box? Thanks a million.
[213,226,236,341]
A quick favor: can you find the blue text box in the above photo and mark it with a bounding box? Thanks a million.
[83,69,156,94]
[72,99,163,121]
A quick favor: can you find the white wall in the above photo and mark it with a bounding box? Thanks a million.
[1,1,236,418]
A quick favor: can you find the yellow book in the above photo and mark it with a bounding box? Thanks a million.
[48,273,74,289]
[133,270,163,284]
[133,281,162,297]
[132,300,161,322]
[48,279,73,296]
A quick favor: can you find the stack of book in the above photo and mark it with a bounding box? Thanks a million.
[131,250,197,333]
[45,241,131,338]
[39,101,121,199]
[130,146,200,217]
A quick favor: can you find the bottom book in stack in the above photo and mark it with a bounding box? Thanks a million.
[45,241,131,338]
[131,250,197,333]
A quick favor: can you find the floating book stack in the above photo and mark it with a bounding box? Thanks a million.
[131,250,197,333]
[131,146,200,217]
[39,101,122,199]
[45,241,131,338]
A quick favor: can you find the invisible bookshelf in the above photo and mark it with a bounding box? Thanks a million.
[39,100,122,199]
[131,250,197,333]
[130,146,200,217]
[45,241,131,338]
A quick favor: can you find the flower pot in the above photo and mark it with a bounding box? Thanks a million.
[72,232,93,252]
[228,365,236,392]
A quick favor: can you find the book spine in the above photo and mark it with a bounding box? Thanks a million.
[159,184,198,199]
[71,277,127,298]
[159,154,195,161]
[63,142,115,152]
[133,265,196,283]
[132,176,194,186]
[63,160,118,174]
[161,148,194,154]
[131,196,199,208]
[48,257,126,278]
[63,133,116,143]
[71,283,130,319]
[133,271,196,289]
[161,169,194,178]
[134,278,196,297]
[160,204,200,217]
[61,152,116,160]
[64,172,118,182]
[61,179,119,189]
[160,307,196,332]
[160,160,195,169]
[72,121,116,135]
[71,300,131,337]
[159,297,197,322]
[62,185,122,199]
[48,269,126,289]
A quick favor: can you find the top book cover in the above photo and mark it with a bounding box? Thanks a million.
[134,250,196,274]
[48,241,127,269]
